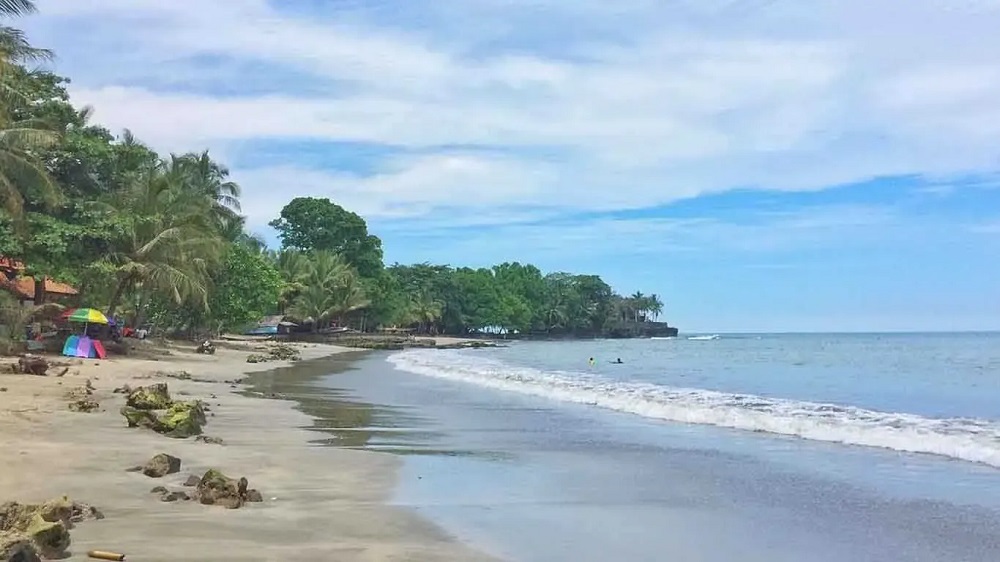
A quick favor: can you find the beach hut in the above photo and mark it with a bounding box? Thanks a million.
[246,315,297,336]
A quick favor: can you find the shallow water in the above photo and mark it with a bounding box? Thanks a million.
[301,335,1000,561]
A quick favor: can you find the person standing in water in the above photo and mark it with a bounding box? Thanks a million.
[588,357,596,367]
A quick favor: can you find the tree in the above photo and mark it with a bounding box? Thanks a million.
[0,87,59,219]
[212,244,282,332]
[407,292,444,334]
[647,294,663,322]
[269,197,384,277]
[99,162,223,318]
[288,250,370,331]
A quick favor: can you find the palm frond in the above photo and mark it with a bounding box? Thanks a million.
[0,0,37,17]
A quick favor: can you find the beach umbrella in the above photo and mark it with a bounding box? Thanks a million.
[65,308,109,325]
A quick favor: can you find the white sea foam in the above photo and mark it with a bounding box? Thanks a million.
[687,334,720,341]
[388,349,1000,468]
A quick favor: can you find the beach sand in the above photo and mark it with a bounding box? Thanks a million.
[0,341,491,561]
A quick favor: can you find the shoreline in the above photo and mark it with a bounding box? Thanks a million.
[0,342,491,561]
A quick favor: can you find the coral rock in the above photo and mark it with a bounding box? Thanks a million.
[0,535,39,562]
[193,470,260,509]
[125,383,172,410]
[141,454,181,478]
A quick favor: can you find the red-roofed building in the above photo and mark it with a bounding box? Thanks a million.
[0,256,79,305]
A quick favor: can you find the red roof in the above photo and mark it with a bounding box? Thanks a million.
[0,257,25,273]
[1,276,79,300]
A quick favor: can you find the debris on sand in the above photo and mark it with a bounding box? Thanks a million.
[15,356,48,376]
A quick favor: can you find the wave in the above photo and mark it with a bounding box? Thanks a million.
[688,334,720,340]
[388,350,1000,468]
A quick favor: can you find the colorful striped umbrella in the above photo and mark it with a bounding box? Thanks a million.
[65,308,109,325]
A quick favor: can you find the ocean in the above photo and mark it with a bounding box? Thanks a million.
[311,333,1000,561]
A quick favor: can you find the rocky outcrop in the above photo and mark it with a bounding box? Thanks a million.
[141,454,181,478]
[192,470,262,509]
[0,497,103,561]
[0,535,38,562]
[119,383,206,438]
[121,402,205,438]
[125,383,172,410]
[245,344,300,364]
[158,401,206,438]
[66,380,100,413]
[68,398,99,413]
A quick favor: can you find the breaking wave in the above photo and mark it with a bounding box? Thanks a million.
[388,349,1000,468]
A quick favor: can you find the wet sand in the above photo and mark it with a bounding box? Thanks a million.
[0,341,490,561]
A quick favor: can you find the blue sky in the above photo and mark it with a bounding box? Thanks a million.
[18,0,1000,332]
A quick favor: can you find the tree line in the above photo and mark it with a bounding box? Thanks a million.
[0,1,672,343]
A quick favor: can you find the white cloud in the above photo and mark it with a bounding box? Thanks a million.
[381,204,901,266]
[21,0,1000,227]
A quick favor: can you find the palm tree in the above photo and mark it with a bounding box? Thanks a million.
[327,274,370,326]
[1,2,53,105]
[647,294,664,322]
[273,249,309,314]
[407,292,443,334]
[0,113,58,218]
[289,283,333,331]
[99,162,223,318]
[169,151,241,215]
[629,291,646,322]
[288,250,370,331]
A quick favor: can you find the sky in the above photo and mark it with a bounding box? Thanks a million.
[16,0,1000,332]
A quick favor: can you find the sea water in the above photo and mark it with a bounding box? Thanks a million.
[321,334,1000,561]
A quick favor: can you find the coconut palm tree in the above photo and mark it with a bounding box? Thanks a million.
[0,113,58,218]
[272,249,310,314]
[169,151,241,216]
[1,2,53,105]
[99,162,224,317]
[288,250,370,330]
[327,274,370,326]
[407,292,443,334]
[648,294,664,322]
[629,291,646,322]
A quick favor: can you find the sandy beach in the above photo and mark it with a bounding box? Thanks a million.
[0,341,491,561]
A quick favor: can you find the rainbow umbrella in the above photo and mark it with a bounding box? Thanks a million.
[65,308,109,325]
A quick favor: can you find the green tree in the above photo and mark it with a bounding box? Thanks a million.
[269,197,384,277]
[99,162,223,318]
[212,244,282,331]
[288,250,370,331]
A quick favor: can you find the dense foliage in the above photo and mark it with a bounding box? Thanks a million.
[0,2,669,341]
